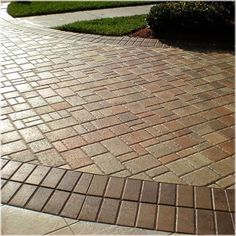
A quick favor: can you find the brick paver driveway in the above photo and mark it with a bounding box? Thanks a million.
[1,12,235,190]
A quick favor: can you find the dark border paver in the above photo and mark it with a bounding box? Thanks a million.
[1,159,235,235]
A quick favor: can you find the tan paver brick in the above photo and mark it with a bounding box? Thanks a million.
[117,201,138,227]
[102,137,132,156]
[92,153,124,174]
[62,148,93,169]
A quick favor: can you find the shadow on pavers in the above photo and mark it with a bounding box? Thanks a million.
[156,28,235,53]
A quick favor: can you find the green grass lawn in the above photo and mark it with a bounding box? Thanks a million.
[7,1,155,17]
[55,15,147,36]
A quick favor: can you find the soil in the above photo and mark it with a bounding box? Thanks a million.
[130,27,154,38]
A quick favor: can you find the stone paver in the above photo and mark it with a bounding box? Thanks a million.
[0,3,235,234]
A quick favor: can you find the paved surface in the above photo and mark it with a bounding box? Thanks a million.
[2,159,235,235]
[1,3,235,235]
[1,5,235,190]
[18,4,154,27]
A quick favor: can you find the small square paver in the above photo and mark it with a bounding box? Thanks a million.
[42,190,70,215]
[41,168,66,188]
[57,171,81,192]
[26,187,53,211]
[78,196,102,221]
[156,205,176,232]
[176,207,195,234]
[87,175,108,196]
[140,181,158,203]
[104,176,125,199]
[136,203,157,229]
[60,193,85,219]
[158,183,176,206]
[196,209,215,234]
[97,198,120,224]
[122,178,142,201]
[117,201,138,227]
[73,173,93,194]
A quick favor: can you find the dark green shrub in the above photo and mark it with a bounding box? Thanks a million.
[147,2,234,35]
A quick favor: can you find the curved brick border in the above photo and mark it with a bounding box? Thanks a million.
[1,159,235,235]
[0,4,169,49]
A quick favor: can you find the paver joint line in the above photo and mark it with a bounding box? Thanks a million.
[1,159,235,235]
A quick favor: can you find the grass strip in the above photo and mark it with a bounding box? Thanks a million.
[8,1,155,17]
[55,14,147,36]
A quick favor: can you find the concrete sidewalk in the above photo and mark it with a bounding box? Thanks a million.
[18,4,154,27]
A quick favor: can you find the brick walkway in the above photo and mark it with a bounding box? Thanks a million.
[0,5,235,235]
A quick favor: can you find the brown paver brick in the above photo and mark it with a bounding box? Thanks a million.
[140,181,158,203]
[11,163,36,182]
[43,190,70,215]
[201,147,228,162]
[156,205,176,232]
[212,188,229,211]
[104,176,125,199]
[218,140,234,155]
[177,184,194,207]
[87,175,108,196]
[41,168,66,188]
[136,203,157,229]
[117,201,138,227]
[60,193,85,218]
[2,161,22,179]
[26,187,53,211]
[97,198,120,224]
[158,183,176,206]
[74,173,93,194]
[62,136,86,149]
[196,209,215,234]
[122,178,142,201]
[1,181,22,203]
[176,207,195,234]
[215,211,235,235]
[78,196,102,221]
[195,186,213,210]
[226,189,235,212]
[57,170,81,191]
[25,165,50,185]
[9,184,37,207]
